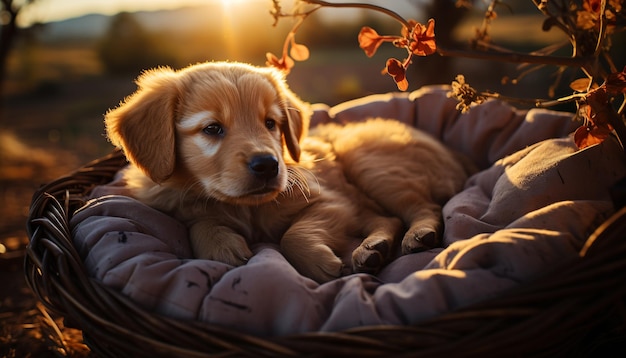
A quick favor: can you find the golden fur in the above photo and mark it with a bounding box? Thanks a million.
[105,62,471,283]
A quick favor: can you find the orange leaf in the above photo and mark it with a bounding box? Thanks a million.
[569,78,591,92]
[290,42,310,62]
[358,26,384,57]
[266,52,294,73]
[410,18,436,56]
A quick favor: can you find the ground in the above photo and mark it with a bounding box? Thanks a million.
[0,131,92,357]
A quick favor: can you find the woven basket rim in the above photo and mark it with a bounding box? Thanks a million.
[24,150,626,356]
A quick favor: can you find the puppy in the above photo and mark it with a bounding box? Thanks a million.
[105,62,470,283]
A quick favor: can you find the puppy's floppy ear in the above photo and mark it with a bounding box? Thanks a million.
[280,88,311,163]
[105,67,180,183]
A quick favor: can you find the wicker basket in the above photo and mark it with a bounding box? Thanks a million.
[25,149,626,357]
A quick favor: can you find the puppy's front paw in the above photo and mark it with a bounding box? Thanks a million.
[307,246,344,283]
[287,243,343,283]
[190,224,253,266]
[401,227,439,255]
[352,235,391,275]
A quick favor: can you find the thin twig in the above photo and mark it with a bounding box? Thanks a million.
[301,0,410,27]
[437,45,589,68]
[482,91,584,108]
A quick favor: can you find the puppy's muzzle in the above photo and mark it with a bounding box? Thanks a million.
[248,154,279,180]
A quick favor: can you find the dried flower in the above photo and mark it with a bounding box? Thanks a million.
[448,74,485,113]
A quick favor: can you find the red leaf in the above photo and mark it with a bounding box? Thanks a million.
[574,125,612,149]
[290,42,310,62]
[385,58,409,91]
[584,87,611,127]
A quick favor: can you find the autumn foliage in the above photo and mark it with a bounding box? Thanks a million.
[574,66,626,148]
[358,18,436,90]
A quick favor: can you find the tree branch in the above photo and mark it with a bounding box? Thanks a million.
[301,0,410,27]
[437,45,589,68]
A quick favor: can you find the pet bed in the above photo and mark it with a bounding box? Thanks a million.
[26,86,626,356]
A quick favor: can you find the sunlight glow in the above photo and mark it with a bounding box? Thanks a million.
[214,0,264,58]
[220,0,239,59]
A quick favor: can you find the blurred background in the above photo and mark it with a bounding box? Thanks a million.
[1,0,624,354]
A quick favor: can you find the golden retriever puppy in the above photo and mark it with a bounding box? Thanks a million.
[105,62,470,283]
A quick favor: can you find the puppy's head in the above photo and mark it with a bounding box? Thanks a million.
[105,62,310,205]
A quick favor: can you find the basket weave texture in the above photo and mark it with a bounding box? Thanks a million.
[26,149,626,357]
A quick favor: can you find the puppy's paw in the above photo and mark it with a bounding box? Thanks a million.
[190,228,253,266]
[401,227,439,255]
[352,235,391,275]
[296,244,343,283]
[208,237,253,267]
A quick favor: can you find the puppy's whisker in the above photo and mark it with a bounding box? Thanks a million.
[301,157,327,164]
[284,167,305,199]
[285,165,320,203]
[295,165,320,194]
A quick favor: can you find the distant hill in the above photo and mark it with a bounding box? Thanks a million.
[38,13,110,40]
[36,5,226,42]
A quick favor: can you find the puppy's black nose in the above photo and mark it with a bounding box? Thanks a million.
[249,155,279,180]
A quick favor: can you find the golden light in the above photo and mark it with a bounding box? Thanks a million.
[218,0,248,59]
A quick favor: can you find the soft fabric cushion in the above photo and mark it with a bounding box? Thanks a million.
[71,86,625,336]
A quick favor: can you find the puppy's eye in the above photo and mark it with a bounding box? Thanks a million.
[265,119,276,130]
[203,124,224,136]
